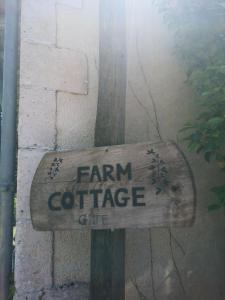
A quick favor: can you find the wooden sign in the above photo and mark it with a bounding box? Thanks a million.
[30,141,196,231]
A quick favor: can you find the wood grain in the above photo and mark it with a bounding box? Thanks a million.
[91,1,127,298]
[30,141,196,230]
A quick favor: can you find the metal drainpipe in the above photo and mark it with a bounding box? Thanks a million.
[0,0,19,299]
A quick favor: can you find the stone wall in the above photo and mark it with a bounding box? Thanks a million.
[15,0,225,299]
[15,1,98,298]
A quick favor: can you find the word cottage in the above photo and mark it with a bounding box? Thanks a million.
[48,162,146,212]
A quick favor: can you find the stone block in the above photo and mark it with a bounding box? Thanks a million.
[14,290,44,300]
[18,86,56,149]
[16,149,46,220]
[44,284,89,300]
[56,92,97,150]
[56,0,99,96]
[56,0,99,53]
[20,42,88,94]
[14,283,89,300]
[15,222,53,292]
[21,0,56,45]
[54,230,91,284]
[57,0,83,9]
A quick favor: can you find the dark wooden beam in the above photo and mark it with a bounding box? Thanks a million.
[90,0,127,299]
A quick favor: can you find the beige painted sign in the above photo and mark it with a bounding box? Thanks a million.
[30,141,196,230]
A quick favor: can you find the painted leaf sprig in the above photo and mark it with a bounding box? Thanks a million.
[147,148,170,194]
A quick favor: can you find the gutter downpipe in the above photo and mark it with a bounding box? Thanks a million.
[0,0,19,299]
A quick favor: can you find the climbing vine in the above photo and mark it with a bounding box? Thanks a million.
[154,0,225,210]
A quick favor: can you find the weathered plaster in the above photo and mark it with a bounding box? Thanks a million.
[15,0,225,299]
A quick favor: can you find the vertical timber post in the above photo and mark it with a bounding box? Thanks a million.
[90,0,127,299]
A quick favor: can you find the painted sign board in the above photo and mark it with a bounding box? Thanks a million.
[30,141,196,230]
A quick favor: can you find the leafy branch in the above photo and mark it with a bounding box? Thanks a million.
[154,0,225,211]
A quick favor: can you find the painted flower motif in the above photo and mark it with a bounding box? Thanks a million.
[48,157,63,179]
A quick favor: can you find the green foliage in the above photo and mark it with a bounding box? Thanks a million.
[154,0,225,210]
[208,186,225,211]
[9,273,15,300]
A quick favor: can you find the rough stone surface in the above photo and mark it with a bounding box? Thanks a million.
[54,231,91,285]
[56,92,97,150]
[56,0,99,97]
[54,91,95,287]
[14,283,89,300]
[18,87,56,149]
[56,0,99,53]
[21,0,56,45]
[20,42,88,94]
[15,222,53,292]
[16,149,46,220]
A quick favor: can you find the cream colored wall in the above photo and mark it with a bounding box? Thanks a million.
[15,1,225,299]
[15,1,98,298]
[125,2,225,300]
